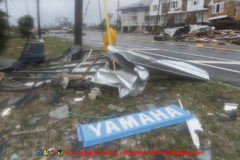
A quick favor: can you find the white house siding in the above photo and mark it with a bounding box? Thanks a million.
[150,0,162,15]
[187,0,205,11]
[196,10,209,22]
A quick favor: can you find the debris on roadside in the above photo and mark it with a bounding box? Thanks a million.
[217,113,237,121]
[224,103,238,112]
[0,44,210,101]
[77,104,195,147]
[28,115,43,126]
[177,94,203,149]
[107,104,126,113]
[158,87,171,93]
[88,87,101,100]
[154,25,240,45]
[198,140,212,160]
[49,105,69,120]
[74,96,85,102]
[1,107,12,117]
[217,103,238,121]
[10,153,18,160]
[11,128,47,135]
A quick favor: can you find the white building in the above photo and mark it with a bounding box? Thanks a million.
[120,0,210,32]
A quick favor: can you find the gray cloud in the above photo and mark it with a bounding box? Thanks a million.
[0,0,138,27]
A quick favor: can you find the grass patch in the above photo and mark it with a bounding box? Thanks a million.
[1,37,240,159]
[0,37,74,60]
[44,37,73,58]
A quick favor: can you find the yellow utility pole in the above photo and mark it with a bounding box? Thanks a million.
[103,0,117,70]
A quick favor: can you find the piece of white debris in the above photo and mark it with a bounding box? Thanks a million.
[1,108,12,117]
[186,118,203,149]
[74,96,85,102]
[207,113,214,116]
[24,82,35,87]
[224,103,238,112]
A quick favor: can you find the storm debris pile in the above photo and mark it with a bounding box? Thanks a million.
[157,25,240,45]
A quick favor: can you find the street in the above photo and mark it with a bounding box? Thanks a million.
[48,31,240,88]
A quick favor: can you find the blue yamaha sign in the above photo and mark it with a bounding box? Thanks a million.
[77,105,194,147]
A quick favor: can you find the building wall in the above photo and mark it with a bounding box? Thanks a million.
[187,0,205,11]
[208,1,240,20]
[236,7,240,20]
[168,0,184,12]
[121,11,148,32]
[150,0,163,15]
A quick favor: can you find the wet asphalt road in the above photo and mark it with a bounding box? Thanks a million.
[47,30,240,88]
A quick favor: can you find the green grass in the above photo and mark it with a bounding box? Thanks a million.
[0,38,26,59]
[44,37,73,58]
[1,37,240,159]
[0,37,74,59]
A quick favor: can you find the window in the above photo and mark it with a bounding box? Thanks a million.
[193,0,199,6]
[170,0,178,9]
[212,2,224,14]
[153,5,158,11]
[234,8,238,17]
[132,16,137,21]
[145,16,150,21]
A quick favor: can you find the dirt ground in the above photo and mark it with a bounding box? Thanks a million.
[0,38,240,160]
[0,75,240,160]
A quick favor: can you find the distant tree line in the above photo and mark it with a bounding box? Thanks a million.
[0,0,8,54]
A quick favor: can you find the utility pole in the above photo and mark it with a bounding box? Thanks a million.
[74,0,83,46]
[37,0,41,38]
[163,1,170,28]
[5,0,9,26]
[98,0,104,38]
[155,0,161,33]
[117,0,120,31]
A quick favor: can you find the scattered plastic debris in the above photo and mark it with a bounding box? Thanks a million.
[24,82,35,87]
[158,87,171,93]
[1,107,12,117]
[28,116,43,126]
[224,103,238,112]
[12,128,47,135]
[49,105,69,120]
[10,153,18,160]
[198,140,212,160]
[107,104,126,113]
[88,87,101,100]
[74,96,85,102]
[207,113,214,116]
[217,113,237,121]
[177,94,203,149]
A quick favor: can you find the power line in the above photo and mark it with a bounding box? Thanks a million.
[83,0,90,22]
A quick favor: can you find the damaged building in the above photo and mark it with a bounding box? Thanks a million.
[120,0,240,32]
[208,0,240,29]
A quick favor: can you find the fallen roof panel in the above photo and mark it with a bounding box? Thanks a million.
[108,46,210,80]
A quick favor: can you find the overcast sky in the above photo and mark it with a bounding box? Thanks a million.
[0,0,139,27]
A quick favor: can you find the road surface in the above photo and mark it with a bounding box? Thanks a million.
[47,31,240,88]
